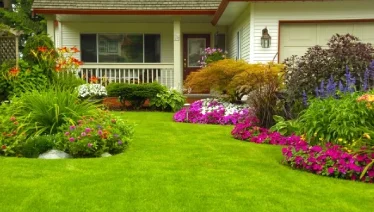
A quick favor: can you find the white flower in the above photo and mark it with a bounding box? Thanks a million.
[77,84,107,98]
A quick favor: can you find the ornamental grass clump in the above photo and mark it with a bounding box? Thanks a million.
[173,98,255,125]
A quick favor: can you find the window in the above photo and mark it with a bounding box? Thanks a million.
[215,34,226,52]
[236,31,241,59]
[80,33,161,63]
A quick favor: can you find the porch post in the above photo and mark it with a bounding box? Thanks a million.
[173,18,182,91]
[45,15,56,44]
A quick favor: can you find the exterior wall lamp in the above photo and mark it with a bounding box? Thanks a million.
[261,27,271,48]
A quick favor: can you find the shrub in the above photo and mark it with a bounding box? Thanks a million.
[284,34,374,100]
[0,114,27,156]
[149,86,185,112]
[185,59,284,103]
[282,144,374,183]
[78,84,107,99]
[22,34,55,65]
[296,92,374,147]
[173,99,256,125]
[3,86,99,136]
[106,82,164,109]
[22,135,55,158]
[56,111,134,157]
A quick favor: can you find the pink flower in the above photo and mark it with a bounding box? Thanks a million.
[9,116,16,121]
[85,128,91,133]
[69,137,75,142]
[87,143,93,148]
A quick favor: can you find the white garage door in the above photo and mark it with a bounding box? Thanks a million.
[279,22,374,62]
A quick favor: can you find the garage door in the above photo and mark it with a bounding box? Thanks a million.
[279,22,374,62]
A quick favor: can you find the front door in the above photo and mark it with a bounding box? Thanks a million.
[183,34,211,81]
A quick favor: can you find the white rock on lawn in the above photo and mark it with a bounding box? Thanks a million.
[38,149,72,159]
[101,152,112,157]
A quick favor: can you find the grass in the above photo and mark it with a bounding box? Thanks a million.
[0,112,373,211]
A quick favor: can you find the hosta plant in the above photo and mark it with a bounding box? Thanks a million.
[149,86,185,112]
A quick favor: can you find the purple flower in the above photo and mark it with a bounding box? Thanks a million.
[118,140,123,145]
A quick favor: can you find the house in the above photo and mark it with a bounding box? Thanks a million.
[31,0,374,91]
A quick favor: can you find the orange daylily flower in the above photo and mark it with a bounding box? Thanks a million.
[9,67,20,77]
[70,46,80,53]
[90,76,99,83]
[37,46,48,53]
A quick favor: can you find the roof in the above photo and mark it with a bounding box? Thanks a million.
[32,0,222,12]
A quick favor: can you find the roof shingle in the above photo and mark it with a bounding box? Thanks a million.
[32,0,222,11]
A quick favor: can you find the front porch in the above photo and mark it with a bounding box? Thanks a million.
[45,15,227,91]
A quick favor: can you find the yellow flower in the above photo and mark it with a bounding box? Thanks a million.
[313,132,317,137]
[338,138,343,142]
[319,137,323,141]
[363,133,371,140]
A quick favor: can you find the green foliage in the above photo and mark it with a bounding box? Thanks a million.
[284,34,374,100]
[0,113,27,156]
[270,115,300,136]
[0,0,47,51]
[296,93,374,147]
[52,72,85,91]
[107,82,164,109]
[149,86,185,112]
[55,111,134,157]
[0,60,14,101]
[3,86,99,136]
[21,135,55,158]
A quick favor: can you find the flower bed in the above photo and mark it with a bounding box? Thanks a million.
[173,99,255,125]
[231,121,374,183]
[282,144,374,183]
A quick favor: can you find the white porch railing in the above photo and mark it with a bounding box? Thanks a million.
[79,63,174,88]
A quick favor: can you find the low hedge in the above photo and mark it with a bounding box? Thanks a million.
[106,83,164,108]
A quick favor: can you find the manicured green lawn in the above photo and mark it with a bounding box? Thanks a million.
[0,112,373,211]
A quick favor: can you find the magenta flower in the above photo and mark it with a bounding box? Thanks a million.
[85,128,91,133]
[98,130,103,136]
[69,125,76,131]
[69,137,75,142]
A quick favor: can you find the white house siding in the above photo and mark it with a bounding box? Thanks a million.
[60,22,174,63]
[59,22,226,63]
[227,5,251,61]
[251,1,374,63]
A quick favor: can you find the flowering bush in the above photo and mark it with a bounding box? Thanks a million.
[282,144,374,183]
[77,84,107,99]
[173,99,255,125]
[0,115,27,156]
[199,47,227,67]
[56,111,134,157]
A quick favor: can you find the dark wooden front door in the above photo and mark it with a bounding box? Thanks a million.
[183,34,211,81]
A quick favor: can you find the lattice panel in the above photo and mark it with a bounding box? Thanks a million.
[0,36,16,64]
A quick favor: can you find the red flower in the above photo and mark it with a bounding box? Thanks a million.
[1,145,6,150]
[70,46,80,53]
[10,116,16,122]
[37,46,48,53]
[9,67,20,77]
[90,76,99,83]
